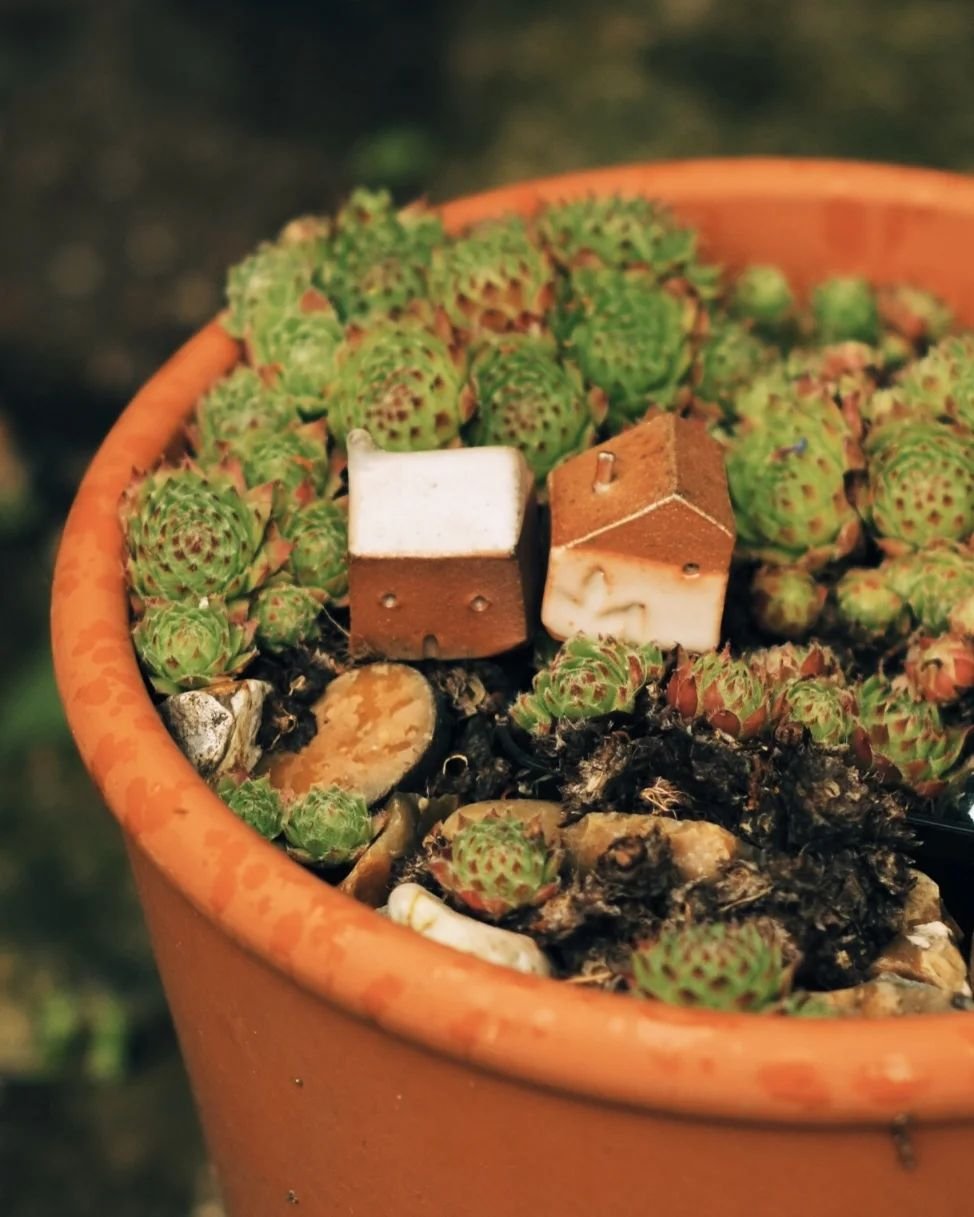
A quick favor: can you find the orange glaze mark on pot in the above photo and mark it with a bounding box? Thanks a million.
[269,910,306,960]
[755,1062,833,1111]
[853,1057,931,1107]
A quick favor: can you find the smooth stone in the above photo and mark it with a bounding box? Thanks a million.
[161,679,271,779]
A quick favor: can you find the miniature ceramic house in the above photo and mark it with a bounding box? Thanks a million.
[542,414,735,651]
[347,430,539,660]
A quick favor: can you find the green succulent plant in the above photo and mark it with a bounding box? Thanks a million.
[247,309,344,419]
[694,318,774,418]
[748,641,843,689]
[224,241,328,351]
[888,335,974,431]
[810,276,880,345]
[877,284,953,348]
[468,336,605,482]
[428,811,561,918]
[774,677,857,747]
[217,774,286,839]
[725,384,864,569]
[283,785,372,866]
[509,635,667,735]
[728,264,795,340]
[750,565,826,640]
[324,320,474,451]
[858,420,974,554]
[252,578,325,653]
[429,215,554,340]
[854,675,967,796]
[905,633,974,705]
[193,366,297,460]
[236,421,329,501]
[883,545,974,634]
[833,567,912,643]
[631,921,790,1013]
[666,648,768,739]
[120,462,289,606]
[131,598,257,695]
[281,497,349,601]
[562,268,697,427]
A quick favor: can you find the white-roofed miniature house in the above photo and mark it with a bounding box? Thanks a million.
[347,430,539,659]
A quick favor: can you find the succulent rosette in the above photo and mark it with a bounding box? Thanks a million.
[224,240,324,344]
[428,810,562,919]
[773,677,858,748]
[631,921,791,1013]
[877,284,953,349]
[252,577,326,654]
[193,366,297,460]
[536,195,715,290]
[247,309,344,419]
[120,461,289,606]
[949,591,974,638]
[857,420,974,555]
[905,634,974,704]
[728,264,796,340]
[324,320,474,451]
[694,318,775,418]
[562,268,699,427]
[854,675,967,796]
[283,785,373,866]
[748,642,843,688]
[429,215,555,340]
[236,421,329,502]
[810,276,880,345]
[217,774,286,839]
[725,386,864,569]
[883,544,974,634]
[280,496,349,602]
[468,336,606,482]
[750,565,827,640]
[131,597,257,695]
[667,648,768,739]
[833,567,912,644]
[510,635,666,735]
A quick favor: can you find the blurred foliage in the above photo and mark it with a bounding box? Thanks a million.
[2,0,974,1213]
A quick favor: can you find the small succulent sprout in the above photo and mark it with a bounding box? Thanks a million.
[728,264,795,339]
[887,334,974,432]
[247,309,344,419]
[948,590,974,638]
[667,648,768,739]
[631,921,791,1013]
[120,461,290,606]
[747,641,842,689]
[429,214,555,340]
[854,675,967,797]
[236,420,330,502]
[252,578,325,654]
[283,785,373,866]
[281,496,349,601]
[324,320,474,451]
[428,810,562,919]
[224,240,321,341]
[694,318,775,417]
[217,774,286,839]
[750,565,826,640]
[468,336,606,483]
[877,283,953,348]
[725,384,864,570]
[883,544,974,634]
[773,677,857,748]
[810,276,880,345]
[536,194,707,283]
[563,268,699,428]
[784,341,883,422]
[132,598,257,695]
[510,635,665,734]
[192,366,297,462]
[857,420,974,555]
[833,567,912,644]
[905,634,974,705]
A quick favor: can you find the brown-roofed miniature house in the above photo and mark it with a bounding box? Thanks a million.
[542,414,736,651]
[347,430,539,660]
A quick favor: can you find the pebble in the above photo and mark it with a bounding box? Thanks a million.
[161,679,271,779]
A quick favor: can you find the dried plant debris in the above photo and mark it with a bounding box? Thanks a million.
[119,185,974,1015]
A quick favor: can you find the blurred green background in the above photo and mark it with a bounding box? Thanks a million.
[2,1,974,1211]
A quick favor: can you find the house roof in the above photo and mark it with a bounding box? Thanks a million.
[347,430,534,559]
[548,413,735,550]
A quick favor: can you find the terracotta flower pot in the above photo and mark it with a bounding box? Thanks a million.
[52,160,974,1217]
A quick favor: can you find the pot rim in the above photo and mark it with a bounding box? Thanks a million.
[52,158,974,1126]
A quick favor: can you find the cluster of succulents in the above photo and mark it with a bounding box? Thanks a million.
[121,187,974,1018]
